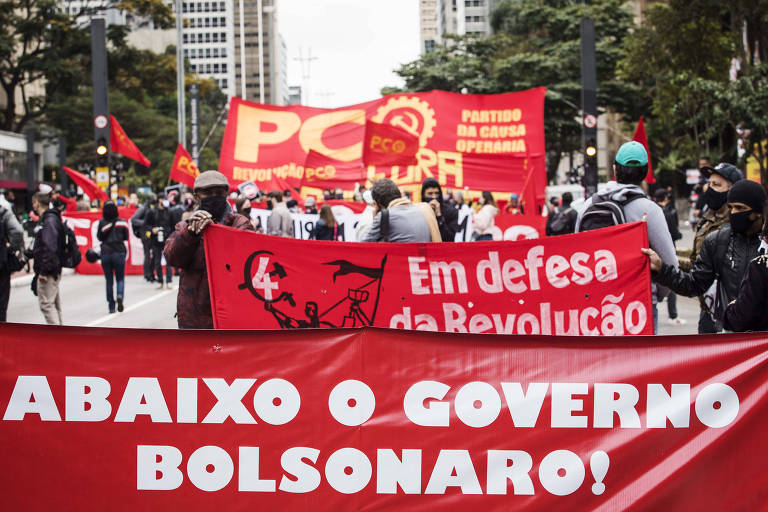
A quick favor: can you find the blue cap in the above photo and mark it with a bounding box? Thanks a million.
[615,141,648,167]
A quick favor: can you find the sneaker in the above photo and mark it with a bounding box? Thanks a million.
[109,309,116,314]
[156,283,165,290]
[667,318,687,326]
[166,283,173,290]
[117,297,124,312]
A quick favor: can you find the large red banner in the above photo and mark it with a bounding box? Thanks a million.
[1,323,767,510]
[62,208,146,275]
[219,89,546,204]
[206,222,653,334]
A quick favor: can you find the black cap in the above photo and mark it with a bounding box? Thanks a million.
[702,162,743,184]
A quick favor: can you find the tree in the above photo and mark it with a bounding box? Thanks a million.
[0,0,172,132]
[385,0,641,181]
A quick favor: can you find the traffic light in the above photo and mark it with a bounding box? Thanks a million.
[96,137,108,166]
[585,138,597,167]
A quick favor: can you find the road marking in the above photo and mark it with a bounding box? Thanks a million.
[85,287,177,327]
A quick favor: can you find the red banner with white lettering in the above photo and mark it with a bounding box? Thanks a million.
[62,208,146,275]
[205,222,653,335]
[219,88,546,205]
[2,323,767,510]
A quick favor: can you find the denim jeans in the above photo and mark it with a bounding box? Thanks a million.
[101,252,126,312]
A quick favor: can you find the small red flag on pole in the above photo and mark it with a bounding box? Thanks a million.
[632,116,655,184]
[169,144,200,188]
[109,115,151,167]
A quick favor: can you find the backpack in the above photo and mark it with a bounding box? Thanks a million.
[548,207,574,235]
[577,190,645,232]
[58,218,82,268]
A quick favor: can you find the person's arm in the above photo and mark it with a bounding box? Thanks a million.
[723,259,767,332]
[645,205,678,268]
[361,211,383,242]
[3,208,23,249]
[96,219,114,242]
[653,233,717,297]
[163,221,200,269]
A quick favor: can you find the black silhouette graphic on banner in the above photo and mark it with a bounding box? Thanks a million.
[239,250,387,329]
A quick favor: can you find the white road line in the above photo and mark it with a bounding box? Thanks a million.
[85,287,177,327]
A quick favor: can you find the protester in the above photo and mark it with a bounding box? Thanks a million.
[266,190,294,237]
[164,170,255,329]
[96,201,129,313]
[472,191,499,241]
[31,191,63,325]
[691,157,713,224]
[145,193,175,289]
[355,190,376,241]
[76,194,90,211]
[181,193,196,221]
[643,179,766,333]
[652,189,685,325]
[0,199,23,322]
[131,197,154,282]
[286,199,301,214]
[235,195,252,218]
[505,193,523,214]
[545,192,578,236]
[311,204,338,240]
[685,162,742,333]
[361,178,441,242]
[421,177,459,242]
[304,196,318,214]
[577,141,678,334]
[723,208,768,332]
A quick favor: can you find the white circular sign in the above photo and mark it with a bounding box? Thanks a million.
[94,115,108,129]
[583,114,597,129]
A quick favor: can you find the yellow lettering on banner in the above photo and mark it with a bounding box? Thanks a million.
[234,104,301,162]
[438,151,463,188]
[299,109,365,162]
[455,139,526,154]
[463,109,523,124]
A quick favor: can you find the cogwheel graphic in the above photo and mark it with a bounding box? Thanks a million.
[372,96,437,147]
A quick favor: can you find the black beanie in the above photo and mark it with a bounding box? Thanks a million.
[727,180,767,213]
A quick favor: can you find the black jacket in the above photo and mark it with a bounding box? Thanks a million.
[311,218,336,240]
[662,203,682,242]
[655,225,760,328]
[421,178,459,242]
[97,218,129,254]
[723,254,768,332]
[145,207,176,245]
[32,208,63,277]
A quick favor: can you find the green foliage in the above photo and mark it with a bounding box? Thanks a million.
[386,0,641,181]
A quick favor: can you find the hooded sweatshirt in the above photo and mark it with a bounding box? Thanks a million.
[421,177,459,242]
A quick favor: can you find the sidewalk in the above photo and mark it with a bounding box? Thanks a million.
[11,267,74,288]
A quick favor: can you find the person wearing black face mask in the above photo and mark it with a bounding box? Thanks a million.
[421,177,458,242]
[643,179,767,333]
[164,171,255,329]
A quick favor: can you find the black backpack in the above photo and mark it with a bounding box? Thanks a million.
[548,207,574,235]
[58,219,82,268]
[577,190,645,232]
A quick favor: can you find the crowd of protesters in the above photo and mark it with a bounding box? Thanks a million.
[2,143,767,334]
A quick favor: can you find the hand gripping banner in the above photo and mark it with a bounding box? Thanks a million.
[2,323,768,510]
[206,222,653,334]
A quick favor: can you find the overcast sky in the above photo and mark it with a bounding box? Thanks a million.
[279,0,421,108]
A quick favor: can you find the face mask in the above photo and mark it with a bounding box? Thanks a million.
[162,200,170,208]
[200,196,228,221]
[241,207,251,218]
[704,187,728,211]
[729,211,753,234]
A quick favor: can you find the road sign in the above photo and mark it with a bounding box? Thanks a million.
[583,114,597,129]
[94,115,108,129]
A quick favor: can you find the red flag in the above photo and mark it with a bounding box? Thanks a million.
[301,150,365,191]
[62,166,108,202]
[169,144,200,188]
[632,116,655,184]
[362,119,419,167]
[109,115,151,167]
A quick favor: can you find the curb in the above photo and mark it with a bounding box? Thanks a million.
[11,268,75,288]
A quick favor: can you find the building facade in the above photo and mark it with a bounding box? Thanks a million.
[420,0,498,53]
